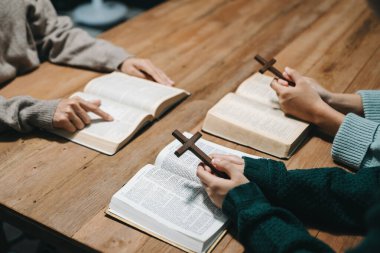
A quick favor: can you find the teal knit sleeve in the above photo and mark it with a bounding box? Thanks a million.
[242,157,380,232]
[222,183,334,253]
[358,90,380,123]
[331,113,380,170]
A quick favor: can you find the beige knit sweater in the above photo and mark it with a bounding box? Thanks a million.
[0,0,131,132]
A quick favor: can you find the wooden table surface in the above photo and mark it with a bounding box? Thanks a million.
[1,0,379,252]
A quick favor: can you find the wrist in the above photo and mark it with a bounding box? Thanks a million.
[312,102,344,135]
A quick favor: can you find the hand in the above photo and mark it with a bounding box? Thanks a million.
[120,58,174,86]
[196,156,248,208]
[282,68,332,103]
[281,68,363,115]
[53,96,113,132]
[271,67,344,135]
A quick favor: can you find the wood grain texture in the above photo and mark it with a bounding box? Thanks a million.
[1,0,379,252]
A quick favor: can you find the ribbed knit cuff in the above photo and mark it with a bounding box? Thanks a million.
[243,157,285,183]
[22,99,60,130]
[222,183,269,220]
[332,113,379,170]
[358,90,380,123]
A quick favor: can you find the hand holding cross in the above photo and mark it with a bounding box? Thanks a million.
[172,130,229,179]
[255,54,296,86]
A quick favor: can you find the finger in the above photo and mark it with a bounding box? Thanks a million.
[145,60,174,85]
[128,67,148,80]
[150,64,174,86]
[199,162,212,173]
[210,154,244,165]
[55,116,76,133]
[278,79,289,87]
[89,99,101,107]
[270,80,288,95]
[68,110,85,130]
[284,67,302,83]
[137,61,171,85]
[71,103,91,125]
[196,165,223,186]
[283,71,291,81]
[211,158,239,178]
[80,101,113,121]
[61,119,76,133]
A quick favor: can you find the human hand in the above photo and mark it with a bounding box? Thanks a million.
[282,68,333,103]
[53,96,113,132]
[271,67,344,135]
[120,58,174,86]
[196,156,249,208]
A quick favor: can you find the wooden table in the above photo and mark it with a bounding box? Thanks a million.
[1,0,379,252]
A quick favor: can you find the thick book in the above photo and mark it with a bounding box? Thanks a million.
[202,73,310,158]
[53,72,189,155]
[107,133,257,253]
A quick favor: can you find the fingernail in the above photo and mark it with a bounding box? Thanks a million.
[212,158,221,164]
[285,67,290,72]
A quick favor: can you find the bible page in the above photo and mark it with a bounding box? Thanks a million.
[111,164,227,245]
[154,132,258,183]
[84,72,188,116]
[208,93,309,144]
[53,92,151,154]
[235,73,279,108]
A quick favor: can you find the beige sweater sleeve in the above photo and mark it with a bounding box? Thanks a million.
[0,96,59,133]
[27,0,132,71]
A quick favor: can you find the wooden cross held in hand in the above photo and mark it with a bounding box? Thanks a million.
[254,54,296,86]
[172,130,229,179]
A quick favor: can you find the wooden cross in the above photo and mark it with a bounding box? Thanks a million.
[254,54,296,86]
[172,130,229,179]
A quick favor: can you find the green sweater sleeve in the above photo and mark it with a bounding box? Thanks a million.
[347,191,380,253]
[242,157,380,232]
[222,182,334,253]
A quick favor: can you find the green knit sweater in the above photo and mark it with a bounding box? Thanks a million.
[222,158,380,252]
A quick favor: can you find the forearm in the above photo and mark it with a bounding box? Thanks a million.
[327,93,363,116]
[311,102,345,135]
[0,96,58,133]
[243,157,379,232]
[222,183,334,253]
[30,0,132,72]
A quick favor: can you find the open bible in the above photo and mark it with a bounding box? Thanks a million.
[202,73,310,158]
[52,72,189,155]
[107,133,258,253]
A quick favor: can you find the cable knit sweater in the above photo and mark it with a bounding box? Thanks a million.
[332,90,380,170]
[223,158,380,253]
[0,0,131,132]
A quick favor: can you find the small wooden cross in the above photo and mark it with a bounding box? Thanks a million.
[172,130,229,179]
[255,54,296,86]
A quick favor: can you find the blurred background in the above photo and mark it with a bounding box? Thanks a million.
[52,0,166,36]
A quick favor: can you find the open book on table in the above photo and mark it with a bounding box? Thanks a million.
[52,72,189,155]
[107,132,258,253]
[202,73,310,158]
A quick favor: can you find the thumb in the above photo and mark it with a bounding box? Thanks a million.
[284,67,302,83]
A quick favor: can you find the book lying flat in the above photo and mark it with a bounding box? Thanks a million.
[202,73,310,158]
[53,72,189,155]
[107,133,258,253]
